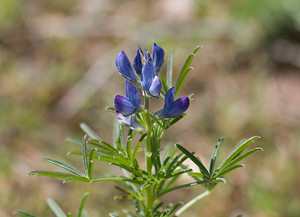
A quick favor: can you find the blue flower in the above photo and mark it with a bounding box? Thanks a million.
[151,43,165,72]
[141,61,162,98]
[116,51,140,85]
[133,43,165,74]
[114,81,141,116]
[155,87,190,118]
[115,110,143,131]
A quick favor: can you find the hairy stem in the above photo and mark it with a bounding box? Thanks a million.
[143,94,154,215]
[174,190,210,217]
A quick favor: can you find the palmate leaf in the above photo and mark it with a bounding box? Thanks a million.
[176,144,209,178]
[219,147,263,173]
[14,211,38,217]
[175,45,201,96]
[215,136,260,172]
[47,199,67,217]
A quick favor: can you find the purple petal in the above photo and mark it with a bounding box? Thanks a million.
[125,80,140,108]
[149,76,162,98]
[133,48,143,74]
[141,61,156,92]
[164,87,175,111]
[114,95,137,116]
[164,96,190,118]
[116,51,139,84]
[144,49,151,62]
[152,43,165,72]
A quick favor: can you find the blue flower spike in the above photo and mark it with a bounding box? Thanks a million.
[116,51,140,85]
[152,43,165,72]
[156,87,190,118]
[141,61,162,98]
[114,81,141,116]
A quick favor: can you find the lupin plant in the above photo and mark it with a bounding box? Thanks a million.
[15,44,262,217]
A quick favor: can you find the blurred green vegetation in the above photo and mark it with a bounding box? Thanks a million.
[0,0,300,216]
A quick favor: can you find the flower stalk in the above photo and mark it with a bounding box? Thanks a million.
[19,44,262,217]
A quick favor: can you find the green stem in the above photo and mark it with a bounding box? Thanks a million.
[143,94,154,215]
[174,190,210,217]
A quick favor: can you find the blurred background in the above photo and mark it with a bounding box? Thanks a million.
[1,0,300,216]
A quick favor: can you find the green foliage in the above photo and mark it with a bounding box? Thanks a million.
[15,193,90,217]
[16,45,262,217]
[176,136,262,190]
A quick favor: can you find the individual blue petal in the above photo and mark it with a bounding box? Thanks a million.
[144,49,151,62]
[141,61,156,92]
[163,96,190,118]
[152,43,165,72]
[164,87,175,112]
[125,80,140,108]
[133,48,143,74]
[114,95,137,116]
[115,110,143,131]
[149,76,162,98]
[116,51,140,84]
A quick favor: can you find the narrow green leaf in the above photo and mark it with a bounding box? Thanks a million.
[126,129,134,161]
[88,160,94,180]
[159,74,168,93]
[82,136,89,175]
[29,171,75,179]
[67,213,72,217]
[165,169,192,178]
[216,136,260,172]
[63,177,90,183]
[43,158,86,177]
[175,45,202,96]
[66,152,82,156]
[132,134,146,160]
[167,51,174,89]
[14,211,37,217]
[80,123,101,140]
[167,202,183,217]
[166,153,184,174]
[209,137,224,176]
[88,141,118,155]
[175,67,193,96]
[99,156,128,165]
[216,164,245,178]
[176,144,209,177]
[66,138,82,146]
[158,181,206,197]
[77,192,89,217]
[189,173,204,178]
[92,177,132,182]
[218,147,263,173]
[166,115,185,129]
[47,199,67,217]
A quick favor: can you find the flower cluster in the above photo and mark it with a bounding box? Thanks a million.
[114,43,190,130]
